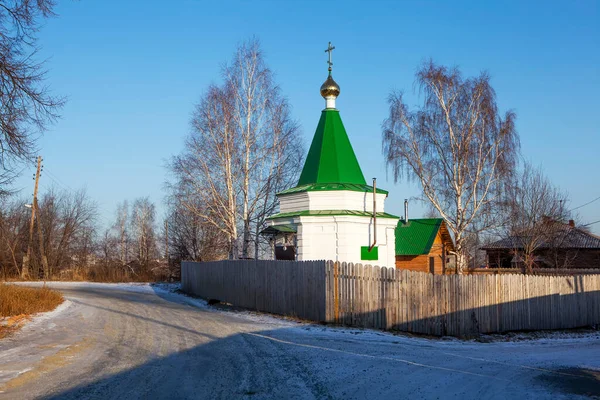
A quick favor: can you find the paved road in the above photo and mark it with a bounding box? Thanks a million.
[0,283,598,399]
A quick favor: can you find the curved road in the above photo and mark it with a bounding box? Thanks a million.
[0,283,598,399]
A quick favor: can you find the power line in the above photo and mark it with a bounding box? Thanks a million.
[44,169,79,194]
[13,154,143,229]
[15,156,116,226]
[15,155,79,194]
[570,195,600,212]
[14,155,82,195]
[583,220,600,227]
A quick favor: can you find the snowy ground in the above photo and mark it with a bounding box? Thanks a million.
[0,282,598,399]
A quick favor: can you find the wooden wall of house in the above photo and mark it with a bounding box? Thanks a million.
[486,250,512,269]
[395,231,446,274]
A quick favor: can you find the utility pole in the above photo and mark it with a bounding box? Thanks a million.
[22,156,42,278]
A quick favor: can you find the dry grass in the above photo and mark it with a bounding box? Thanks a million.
[0,284,64,338]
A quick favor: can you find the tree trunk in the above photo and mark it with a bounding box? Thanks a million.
[242,217,250,259]
[454,234,467,274]
[254,226,260,260]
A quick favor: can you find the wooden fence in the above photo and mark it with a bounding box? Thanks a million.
[182,260,600,337]
[325,261,600,336]
[182,260,327,322]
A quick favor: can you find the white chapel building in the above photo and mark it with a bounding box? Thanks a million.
[263,46,399,267]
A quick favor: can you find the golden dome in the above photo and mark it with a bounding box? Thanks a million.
[320,74,340,98]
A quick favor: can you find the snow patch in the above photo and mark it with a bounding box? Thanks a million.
[12,281,154,293]
[150,282,182,294]
[20,299,72,332]
[156,283,600,345]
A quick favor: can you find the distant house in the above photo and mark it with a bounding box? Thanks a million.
[482,220,600,270]
[395,218,455,274]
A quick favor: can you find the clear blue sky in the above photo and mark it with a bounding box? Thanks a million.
[13,0,600,233]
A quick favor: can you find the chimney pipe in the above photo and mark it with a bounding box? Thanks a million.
[568,219,575,228]
[404,199,408,223]
[369,178,377,251]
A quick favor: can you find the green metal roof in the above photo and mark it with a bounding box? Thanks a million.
[267,210,400,220]
[296,109,366,186]
[278,182,388,196]
[395,218,444,256]
[260,224,297,235]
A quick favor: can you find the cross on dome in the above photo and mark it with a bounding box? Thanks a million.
[325,42,335,72]
[320,42,340,109]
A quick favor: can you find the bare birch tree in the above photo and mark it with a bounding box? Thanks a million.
[224,39,302,258]
[382,61,519,273]
[130,197,157,268]
[249,98,303,259]
[114,200,129,265]
[168,39,302,259]
[169,84,239,258]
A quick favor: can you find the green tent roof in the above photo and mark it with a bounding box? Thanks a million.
[395,218,444,256]
[296,109,366,186]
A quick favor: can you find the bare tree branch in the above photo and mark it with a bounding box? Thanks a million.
[382,60,519,273]
[0,0,64,185]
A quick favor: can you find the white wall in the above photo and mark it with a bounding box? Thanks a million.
[278,192,310,213]
[279,190,389,214]
[271,189,399,268]
[293,215,398,268]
